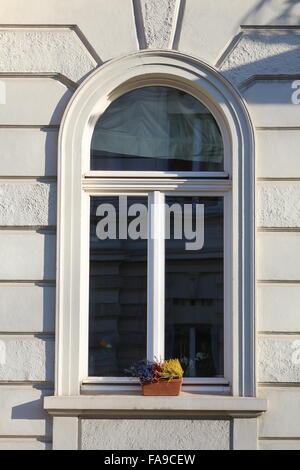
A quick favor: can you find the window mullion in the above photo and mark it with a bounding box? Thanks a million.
[147,191,165,361]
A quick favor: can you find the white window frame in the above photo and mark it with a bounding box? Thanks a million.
[83,182,231,392]
[54,51,256,398]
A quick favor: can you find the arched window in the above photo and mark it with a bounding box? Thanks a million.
[52,52,255,398]
[88,85,228,385]
[91,86,224,172]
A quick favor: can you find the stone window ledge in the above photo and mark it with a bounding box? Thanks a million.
[44,394,267,418]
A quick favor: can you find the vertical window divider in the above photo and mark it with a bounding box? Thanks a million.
[147,191,165,361]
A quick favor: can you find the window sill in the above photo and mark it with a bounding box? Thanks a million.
[80,381,230,395]
[44,393,267,418]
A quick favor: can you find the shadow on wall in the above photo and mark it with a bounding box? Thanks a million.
[11,385,53,439]
[220,29,300,93]
[40,225,56,388]
[218,0,300,101]
[44,127,58,177]
[241,0,300,25]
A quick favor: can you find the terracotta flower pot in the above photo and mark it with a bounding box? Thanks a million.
[141,378,182,396]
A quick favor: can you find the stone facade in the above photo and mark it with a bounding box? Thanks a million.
[1,0,300,450]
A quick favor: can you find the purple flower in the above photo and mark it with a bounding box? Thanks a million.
[125,359,156,383]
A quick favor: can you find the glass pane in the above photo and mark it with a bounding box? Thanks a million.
[91,86,224,171]
[165,196,224,377]
[89,196,148,377]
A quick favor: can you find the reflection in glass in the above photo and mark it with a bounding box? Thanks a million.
[91,86,224,171]
[88,196,147,377]
[165,196,224,377]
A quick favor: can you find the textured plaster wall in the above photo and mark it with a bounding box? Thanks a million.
[0,0,139,62]
[178,0,300,64]
[0,129,58,177]
[0,183,56,226]
[0,232,56,280]
[0,386,52,436]
[257,233,300,281]
[258,284,300,332]
[220,30,300,86]
[140,0,177,48]
[258,184,300,228]
[0,78,73,125]
[0,336,54,381]
[256,130,300,179]
[259,388,300,439]
[258,336,300,383]
[0,284,55,332]
[0,29,97,82]
[81,419,231,450]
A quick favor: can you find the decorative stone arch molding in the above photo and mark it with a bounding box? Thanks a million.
[54,50,256,399]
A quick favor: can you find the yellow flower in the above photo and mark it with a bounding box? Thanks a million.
[159,359,184,379]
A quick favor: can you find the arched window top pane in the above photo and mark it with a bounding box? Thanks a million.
[91,86,224,172]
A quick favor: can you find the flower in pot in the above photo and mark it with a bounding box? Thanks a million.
[126,358,184,396]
